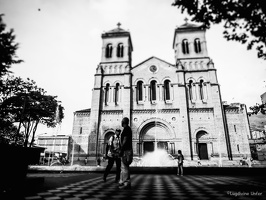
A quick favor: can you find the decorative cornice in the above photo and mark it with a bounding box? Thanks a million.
[101,110,123,115]
[75,109,91,116]
[225,108,240,114]
[133,109,179,114]
[100,61,129,64]
[177,57,210,60]
[76,113,90,117]
[103,73,132,76]
[184,69,216,72]
[189,108,213,113]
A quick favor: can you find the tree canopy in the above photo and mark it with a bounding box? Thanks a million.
[172,0,266,60]
[249,103,266,115]
[0,76,64,147]
[0,14,22,78]
[0,14,64,147]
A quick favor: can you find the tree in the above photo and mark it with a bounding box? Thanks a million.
[0,76,64,147]
[249,103,266,115]
[0,15,64,147]
[0,14,23,78]
[0,14,23,144]
[172,0,266,60]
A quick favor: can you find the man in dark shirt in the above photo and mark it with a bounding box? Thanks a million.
[118,117,133,189]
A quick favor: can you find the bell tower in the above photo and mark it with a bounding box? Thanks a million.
[173,19,232,160]
[173,18,209,61]
[88,23,133,160]
[100,22,133,67]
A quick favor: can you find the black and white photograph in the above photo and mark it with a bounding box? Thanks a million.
[0,0,265,199]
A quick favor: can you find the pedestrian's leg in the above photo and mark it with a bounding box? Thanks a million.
[123,164,130,186]
[180,164,183,176]
[177,165,180,175]
[127,164,130,181]
[119,162,130,189]
[115,157,121,182]
[104,157,114,181]
[119,160,125,184]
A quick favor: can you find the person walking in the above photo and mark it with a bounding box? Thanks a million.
[118,117,133,189]
[103,129,122,183]
[177,150,184,176]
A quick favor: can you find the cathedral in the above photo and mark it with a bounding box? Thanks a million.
[71,21,251,163]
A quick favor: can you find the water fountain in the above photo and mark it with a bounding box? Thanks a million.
[131,103,178,167]
[131,149,177,167]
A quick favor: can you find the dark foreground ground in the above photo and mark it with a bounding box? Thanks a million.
[1,168,266,200]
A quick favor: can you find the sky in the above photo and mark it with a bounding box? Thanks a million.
[1,0,265,136]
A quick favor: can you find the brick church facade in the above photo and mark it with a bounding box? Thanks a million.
[71,22,251,163]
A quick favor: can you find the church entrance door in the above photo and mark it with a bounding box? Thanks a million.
[198,143,208,160]
[144,142,154,154]
[139,120,174,156]
[157,141,168,151]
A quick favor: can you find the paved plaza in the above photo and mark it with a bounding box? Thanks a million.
[6,173,262,200]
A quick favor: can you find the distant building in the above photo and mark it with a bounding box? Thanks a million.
[261,92,266,104]
[250,131,266,140]
[36,135,71,163]
[71,22,251,163]
[248,92,266,161]
[249,137,266,161]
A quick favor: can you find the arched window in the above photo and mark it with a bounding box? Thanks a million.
[136,81,143,102]
[199,79,204,100]
[114,83,120,105]
[105,44,113,58]
[164,80,171,101]
[150,80,157,101]
[188,80,193,100]
[117,43,124,57]
[182,39,189,54]
[105,83,110,105]
[194,38,201,53]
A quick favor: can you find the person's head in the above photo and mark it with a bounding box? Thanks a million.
[115,129,121,136]
[178,150,182,154]
[121,117,129,127]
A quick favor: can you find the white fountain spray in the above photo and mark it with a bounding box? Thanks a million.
[50,105,62,166]
[133,101,177,167]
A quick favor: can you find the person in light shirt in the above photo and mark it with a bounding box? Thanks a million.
[103,129,122,183]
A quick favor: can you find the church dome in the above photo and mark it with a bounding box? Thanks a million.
[102,22,130,37]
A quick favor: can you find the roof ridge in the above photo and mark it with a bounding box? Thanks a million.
[132,56,174,69]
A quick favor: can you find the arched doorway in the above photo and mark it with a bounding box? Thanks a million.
[139,120,174,155]
[196,131,209,160]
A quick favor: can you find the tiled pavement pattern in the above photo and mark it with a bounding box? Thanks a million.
[24,174,266,200]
